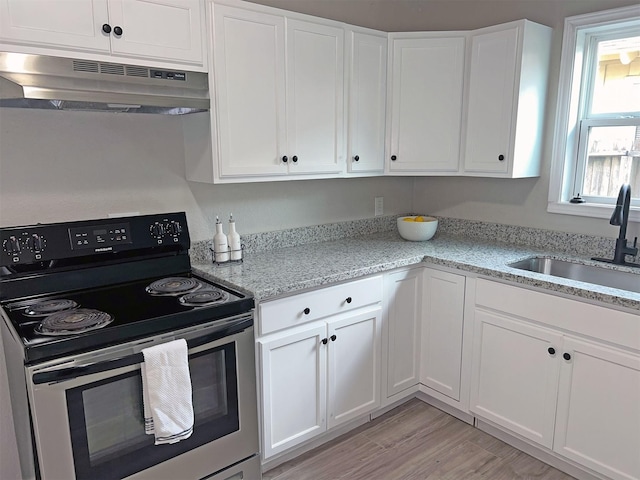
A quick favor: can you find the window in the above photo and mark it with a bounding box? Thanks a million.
[549,6,640,221]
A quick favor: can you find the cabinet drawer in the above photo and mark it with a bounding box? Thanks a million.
[259,275,383,336]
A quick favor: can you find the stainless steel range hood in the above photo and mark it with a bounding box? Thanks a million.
[0,52,209,114]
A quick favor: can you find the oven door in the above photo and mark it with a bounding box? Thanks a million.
[26,315,258,480]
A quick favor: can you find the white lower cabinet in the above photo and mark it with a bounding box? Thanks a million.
[383,268,422,401]
[258,277,383,459]
[553,337,640,480]
[420,269,466,402]
[471,279,640,480]
[470,309,562,448]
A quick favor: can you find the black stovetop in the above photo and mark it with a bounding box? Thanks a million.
[2,273,253,364]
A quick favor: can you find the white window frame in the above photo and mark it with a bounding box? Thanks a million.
[548,5,640,223]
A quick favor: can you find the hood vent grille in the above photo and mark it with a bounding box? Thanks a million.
[0,52,209,114]
[72,60,99,74]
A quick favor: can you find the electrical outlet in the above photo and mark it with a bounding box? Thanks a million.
[374,197,384,216]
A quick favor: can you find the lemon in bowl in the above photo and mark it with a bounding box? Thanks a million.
[397,215,438,241]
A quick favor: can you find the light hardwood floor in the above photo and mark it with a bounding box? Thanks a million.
[263,399,576,480]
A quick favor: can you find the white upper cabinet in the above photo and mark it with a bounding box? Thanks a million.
[208,2,344,182]
[0,0,205,69]
[285,18,344,175]
[211,5,287,178]
[386,33,466,175]
[346,27,387,175]
[463,20,552,177]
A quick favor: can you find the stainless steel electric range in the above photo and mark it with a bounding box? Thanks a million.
[0,212,261,480]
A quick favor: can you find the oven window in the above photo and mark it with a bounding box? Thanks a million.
[67,343,239,480]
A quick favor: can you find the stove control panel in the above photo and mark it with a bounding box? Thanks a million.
[69,222,132,251]
[149,220,183,244]
[0,212,189,267]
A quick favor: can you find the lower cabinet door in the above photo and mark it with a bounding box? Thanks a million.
[327,307,382,429]
[470,310,562,448]
[384,268,422,397]
[259,323,327,458]
[553,337,640,480]
[421,269,465,401]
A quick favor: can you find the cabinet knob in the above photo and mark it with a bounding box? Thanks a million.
[547,347,555,355]
[282,156,288,163]
[303,307,310,315]
[346,297,352,304]
[113,26,123,36]
[102,23,112,34]
[391,155,397,161]
[498,154,505,161]
[563,352,572,361]
[353,155,360,162]
[321,338,328,345]
[292,156,298,163]
[330,334,337,342]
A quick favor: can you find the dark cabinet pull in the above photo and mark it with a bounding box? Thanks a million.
[102,24,112,34]
[346,297,352,304]
[292,156,298,163]
[113,26,123,36]
[282,156,288,163]
[548,347,555,355]
[563,352,572,361]
[498,154,505,161]
[303,308,310,315]
[330,334,337,342]
[321,338,328,345]
[353,155,360,162]
[391,155,397,161]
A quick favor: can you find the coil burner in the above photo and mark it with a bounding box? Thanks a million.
[146,277,201,296]
[179,289,230,307]
[35,309,113,336]
[24,299,79,317]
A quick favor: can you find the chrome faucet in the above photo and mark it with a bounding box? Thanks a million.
[593,184,639,266]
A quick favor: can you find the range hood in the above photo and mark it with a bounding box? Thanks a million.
[0,52,209,114]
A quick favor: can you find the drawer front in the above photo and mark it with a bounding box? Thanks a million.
[259,275,383,336]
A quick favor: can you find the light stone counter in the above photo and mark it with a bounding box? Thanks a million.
[192,230,640,312]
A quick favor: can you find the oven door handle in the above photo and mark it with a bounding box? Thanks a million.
[32,315,253,385]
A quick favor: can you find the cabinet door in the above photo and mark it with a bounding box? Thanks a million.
[212,5,287,178]
[286,19,344,175]
[421,269,465,401]
[0,0,110,52]
[387,35,465,173]
[554,337,640,480]
[463,26,517,174]
[259,323,327,458]
[108,0,203,64]
[470,310,562,448]
[384,268,422,397]
[327,307,381,429]
[347,30,387,174]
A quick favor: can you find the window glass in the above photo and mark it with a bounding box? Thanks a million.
[591,36,640,115]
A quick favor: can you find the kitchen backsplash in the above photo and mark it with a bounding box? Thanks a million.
[189,215,618,264]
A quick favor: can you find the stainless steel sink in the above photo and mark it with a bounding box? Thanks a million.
[508,257,640,294]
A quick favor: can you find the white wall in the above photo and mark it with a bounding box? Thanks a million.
[0,108,413,241]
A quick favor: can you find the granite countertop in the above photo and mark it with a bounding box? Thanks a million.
[192,230,640,311]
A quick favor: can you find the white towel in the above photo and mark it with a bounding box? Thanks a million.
[141,339,194,445]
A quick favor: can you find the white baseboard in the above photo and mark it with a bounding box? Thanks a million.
[415,390,474,425]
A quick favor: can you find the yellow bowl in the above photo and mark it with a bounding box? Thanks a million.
[397,216,438,241]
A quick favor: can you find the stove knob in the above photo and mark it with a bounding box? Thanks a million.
[168,221,182,236]
[26,234,44,252]
[4,236,22,254]
[150,223,165,238]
